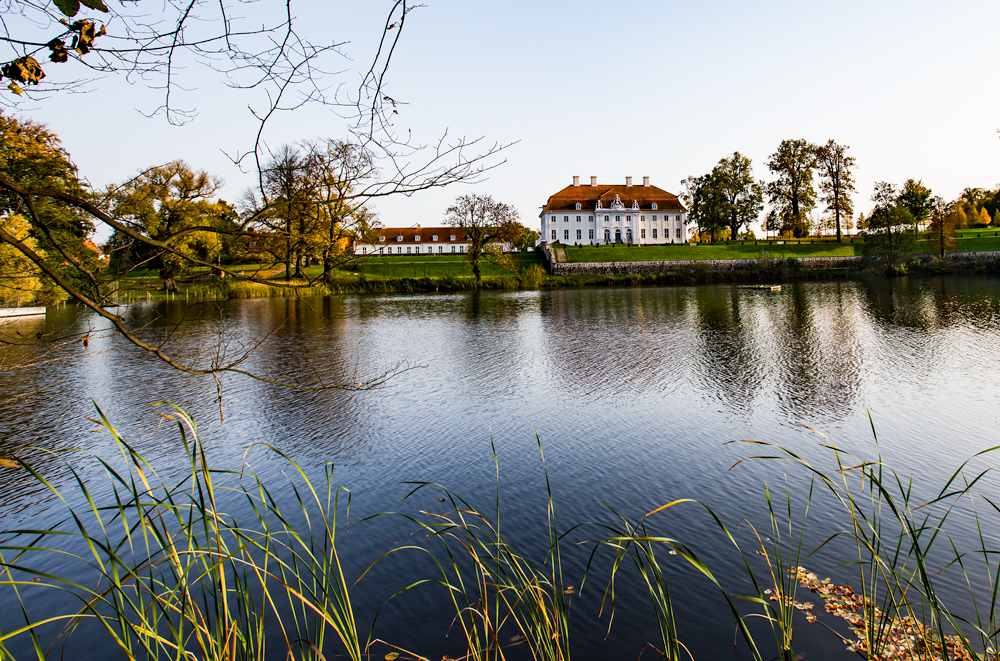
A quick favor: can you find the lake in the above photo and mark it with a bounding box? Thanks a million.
[3,276,1000,660]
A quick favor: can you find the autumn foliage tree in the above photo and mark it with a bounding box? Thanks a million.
[766,139,818,238]
[106,162,237,291]
[816,140,856,242]
[444,194,521,282]
[927,196,959,258]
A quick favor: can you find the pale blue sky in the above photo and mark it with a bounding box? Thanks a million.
[18,0,1000,235]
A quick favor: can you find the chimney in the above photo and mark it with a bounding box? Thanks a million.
[573,175,580,186]
[626,176,632,187]
[643,176,650,187]
[590,176,597,186]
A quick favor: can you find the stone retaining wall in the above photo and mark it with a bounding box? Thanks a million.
[548,251,1000,276]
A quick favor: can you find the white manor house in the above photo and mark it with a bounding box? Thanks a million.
[540,176,687,246]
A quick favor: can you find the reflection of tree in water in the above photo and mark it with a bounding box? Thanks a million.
[858,277,939,330]
[860,276,1000,332]
[539,287,692,403]
[690,286,764,415]
[768,283,864,421]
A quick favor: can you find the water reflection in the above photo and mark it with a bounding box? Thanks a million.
[3,277,1000,660]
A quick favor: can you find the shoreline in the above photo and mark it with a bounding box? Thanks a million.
[86,252,1000,305]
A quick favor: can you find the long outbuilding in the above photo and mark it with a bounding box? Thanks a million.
[353,226,472,255]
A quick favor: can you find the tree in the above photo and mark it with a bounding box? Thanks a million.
[681,172,726,243]
[766,139,818,238]
[897,179,933,231]
[712,152,764,241]
[815,140,856,242]
[444,194,520,282]
[501,222,539,251]
[864,182,914,270]
[106,161,234,291]
[927,195,959,258]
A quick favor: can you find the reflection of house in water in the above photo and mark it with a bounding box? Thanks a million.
[539,176,688,246]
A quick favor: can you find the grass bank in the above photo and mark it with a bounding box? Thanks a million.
[562,229,1000,263]
[2,405,999,661]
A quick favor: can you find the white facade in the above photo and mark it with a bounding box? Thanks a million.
[354,227,472,255]
[540,177,688,246]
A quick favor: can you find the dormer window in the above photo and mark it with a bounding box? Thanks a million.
[396,235,403,241]
[651,203,658,210]
[450,235,456,241]
[379,236,385,242]
[432,234,438,241]
[575,203,581,210]
[415,235,421,241]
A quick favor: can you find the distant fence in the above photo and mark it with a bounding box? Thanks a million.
[549,251,1000,276]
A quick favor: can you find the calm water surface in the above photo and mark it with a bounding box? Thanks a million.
[3,277,1000,659]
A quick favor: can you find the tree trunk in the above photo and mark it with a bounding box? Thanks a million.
[835,190,842,243]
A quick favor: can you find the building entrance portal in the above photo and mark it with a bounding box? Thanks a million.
[604,229,611,243]
[615,228,622,243]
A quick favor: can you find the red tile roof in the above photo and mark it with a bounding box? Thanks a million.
[541,184,685,214]
[372,227,469,244]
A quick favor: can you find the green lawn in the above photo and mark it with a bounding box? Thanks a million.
[564,233,1000,263]
[563,241,863,263]
[343,252,544,279]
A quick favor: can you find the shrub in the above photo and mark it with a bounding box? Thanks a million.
[518,264,546,288]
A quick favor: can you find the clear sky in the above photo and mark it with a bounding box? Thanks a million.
[14,0,1000,236]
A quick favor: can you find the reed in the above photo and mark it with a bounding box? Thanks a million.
[365,435,574,661]
[4,406,1000,661]
[732,419,1000,660]
[0,403,363,661]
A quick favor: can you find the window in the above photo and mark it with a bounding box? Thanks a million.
[575,202,581,210]
[615,215,620,222]
[460,246,465,253]
[675,227,681,239]
[589,215,594,222]
[676,215,681,222]
[551,229,557,240]
[652,215,657,222]
[576,229,582,240]
[652,228,658,239]
[626,215,631,223]
[397,247,402,254]
[564,216,569,222]
[379,236,385,242]
[432,234,438,241]
[407,246,411,254]
[415,235,421,241]
[576,215,581,222]
[379,247,384,254]
[604,215,609,222]
[564,229,570,240]
[641,215,645,222]
[451,245,456,253]
[641,228,646,239]
[652,203,658,210]
[450,234,456,241]
[588,229,594,239]
[397,235,403,241]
